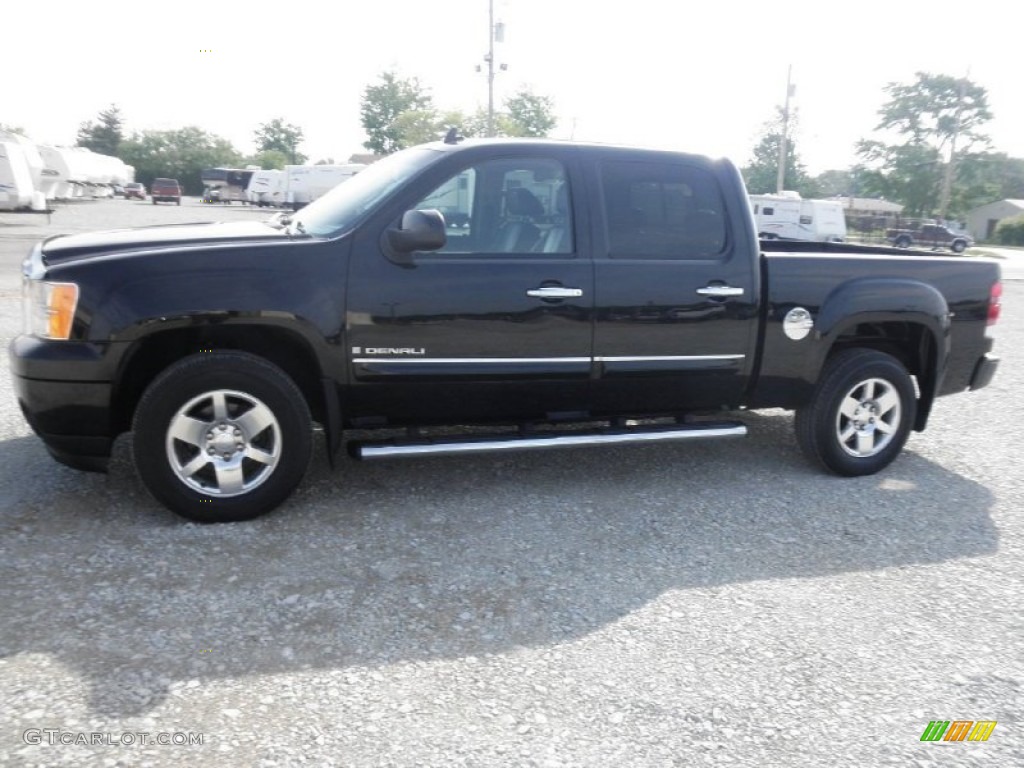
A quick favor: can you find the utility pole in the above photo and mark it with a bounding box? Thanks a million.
[937,75,967,221]
[776,65,793,194]
[486,0,495,136]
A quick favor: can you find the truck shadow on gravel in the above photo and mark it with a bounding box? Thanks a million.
[0,411,998,717]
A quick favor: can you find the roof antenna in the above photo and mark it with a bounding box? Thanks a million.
[443,126,464,145]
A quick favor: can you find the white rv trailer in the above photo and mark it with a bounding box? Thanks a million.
[246,169,286,207]
[201,167,258,204]
[750,193,847,242]
[38,145,73,200]
[284,163,365,209]
[0,141,36,210]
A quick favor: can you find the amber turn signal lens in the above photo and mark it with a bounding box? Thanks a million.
[47,283,79,340]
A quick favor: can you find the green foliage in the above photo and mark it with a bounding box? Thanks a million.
[813,169,854,197]
[742,109,817,196]
[856,140,941,217]
[360,71,433,155]
[76,104,123,156]
[254,118,306,164]
[995,214,1024,246]
[247,149,289,170]
[118,127,243,195]
[876,72,991,152]
[358,74,558,151]
[503,89,557,137]
[857,73,993,218]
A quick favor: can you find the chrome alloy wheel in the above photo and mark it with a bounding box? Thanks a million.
[835,377,902,458]
[164,389,281,496]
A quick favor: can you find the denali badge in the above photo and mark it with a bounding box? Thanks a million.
[352,347,426,356]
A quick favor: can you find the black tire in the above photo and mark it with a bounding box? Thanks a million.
[176,198,181,206]
[795,348,916,476]
[152,198,157,205]
[895,235,911,248]
[132,351,313,522]
[951,239,966,254]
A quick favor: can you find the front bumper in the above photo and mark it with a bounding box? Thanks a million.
[10,335,115,472]
[969,354,999,391]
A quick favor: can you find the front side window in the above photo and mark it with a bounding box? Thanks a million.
[601,161,727,259]
[412,158,574,255]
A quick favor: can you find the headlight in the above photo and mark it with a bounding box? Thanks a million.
[23,279,79,340]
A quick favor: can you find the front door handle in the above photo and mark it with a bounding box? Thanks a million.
[527,286,583,299]
[696,285,744,298]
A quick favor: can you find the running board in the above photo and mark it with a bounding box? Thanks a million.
[350,421,747,460]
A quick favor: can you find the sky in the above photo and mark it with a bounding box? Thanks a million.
[5,0,1022,174]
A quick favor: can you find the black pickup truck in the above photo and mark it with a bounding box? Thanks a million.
[10,138,1001,522]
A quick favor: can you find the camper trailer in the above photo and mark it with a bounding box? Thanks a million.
[246,169,286,207]
[284,163,365,209]
[750,193,847,242]
[201,167,258,204]
[0,141,36,210]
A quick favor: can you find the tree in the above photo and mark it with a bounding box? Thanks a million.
[76,104,124,156]
[247,149,290,170]
[855,140,941,218]
[119,127,243,195]
[254,118,306,164]
[857,73,993,219]
[813,169,854,197]
[503,88,557,137]
[742,109,817,196]
[876,73,991,153]
[360,71,433,155]
[0,123,27,137]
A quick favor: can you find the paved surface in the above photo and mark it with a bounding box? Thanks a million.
[0,200,1021,766]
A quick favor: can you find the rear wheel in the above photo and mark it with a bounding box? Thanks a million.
[132,351,313,522]
[795,348,916,476]
[895,235,912,248]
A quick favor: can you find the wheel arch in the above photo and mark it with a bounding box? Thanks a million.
[112,323,328,435]
[814,278,950,431]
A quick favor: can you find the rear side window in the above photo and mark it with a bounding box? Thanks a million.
[600,161,727,259]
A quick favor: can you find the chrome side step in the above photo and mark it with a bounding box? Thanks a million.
[350,421,747,460]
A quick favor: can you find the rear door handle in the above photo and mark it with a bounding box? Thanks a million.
[527,286,583,299]
[696,285,744,298]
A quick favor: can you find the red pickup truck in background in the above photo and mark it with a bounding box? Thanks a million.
[151,178,182,205]
[887,223,973,253]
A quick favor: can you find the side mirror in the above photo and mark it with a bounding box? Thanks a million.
[386,209,447,254]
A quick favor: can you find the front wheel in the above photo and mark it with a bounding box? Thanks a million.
[951,240,966,254]
[133,351,313,522]
[795,348,916,476]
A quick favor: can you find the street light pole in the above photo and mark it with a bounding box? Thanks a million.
[487,0,495,137]
[775,65,793,194]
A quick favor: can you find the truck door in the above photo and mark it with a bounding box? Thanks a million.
[345,151,594,424]
[589,157,759,413]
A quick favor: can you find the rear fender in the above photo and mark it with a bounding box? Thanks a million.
[814,278,950,430]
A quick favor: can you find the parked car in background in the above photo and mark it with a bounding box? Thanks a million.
[151,178,182,205]
[123,182,146,200]
[887,223,973,253]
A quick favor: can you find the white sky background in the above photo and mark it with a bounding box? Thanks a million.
[5,0,1022,174]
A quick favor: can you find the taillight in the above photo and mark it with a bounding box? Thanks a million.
[987,281,1002,326]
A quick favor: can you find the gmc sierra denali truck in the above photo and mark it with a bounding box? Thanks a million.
[10,137,1001,522]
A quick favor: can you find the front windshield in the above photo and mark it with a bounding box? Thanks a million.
[291,147,442,237]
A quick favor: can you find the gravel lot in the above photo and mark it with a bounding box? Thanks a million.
[1,200,1021,767]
